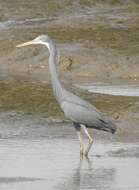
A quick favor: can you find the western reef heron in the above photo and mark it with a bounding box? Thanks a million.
[16,35,117,158]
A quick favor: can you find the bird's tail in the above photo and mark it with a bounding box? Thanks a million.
[98,116,117,134]
[87,116,117,134]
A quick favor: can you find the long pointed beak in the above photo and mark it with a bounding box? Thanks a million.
[16,40,35,48]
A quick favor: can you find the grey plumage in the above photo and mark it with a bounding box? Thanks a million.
[61,89,116,133]
[16,34,117,157]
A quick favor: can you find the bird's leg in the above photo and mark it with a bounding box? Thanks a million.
[77,130,84,158]
[74,123,84,158]
[81,125,93,157]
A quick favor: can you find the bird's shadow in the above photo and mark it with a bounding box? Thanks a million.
[56,157,115,190]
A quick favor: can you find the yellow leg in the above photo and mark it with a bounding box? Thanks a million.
[81,125,93,157]
[77,130,84,159]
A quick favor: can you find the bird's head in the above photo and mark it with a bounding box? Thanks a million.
[16,35,51,49]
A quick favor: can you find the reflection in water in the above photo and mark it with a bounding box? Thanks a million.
[0,177,43,183]
[57,158,115,190]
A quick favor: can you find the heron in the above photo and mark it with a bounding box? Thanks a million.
[16,35,117,158]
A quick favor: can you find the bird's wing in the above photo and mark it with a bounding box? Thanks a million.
[61,90,117,133]
[61,90,102,125]
[61,100,100,125]
[62,90,101,113]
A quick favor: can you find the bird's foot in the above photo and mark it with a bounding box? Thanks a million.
[84,139,93,158]
[80,148,84,155]
[84,151,89,158]
[80,146,84,160]
[80,151,89,159]
[80,153,84,160]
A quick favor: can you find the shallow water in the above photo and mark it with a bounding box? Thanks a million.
[76,83,139,97]
[0,121,139,190]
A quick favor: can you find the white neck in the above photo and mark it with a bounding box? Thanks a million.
[43,41,63,104]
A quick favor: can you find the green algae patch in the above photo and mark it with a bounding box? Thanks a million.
[0,81,63,118]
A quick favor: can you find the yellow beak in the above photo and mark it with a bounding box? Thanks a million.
[16,40,35,48]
